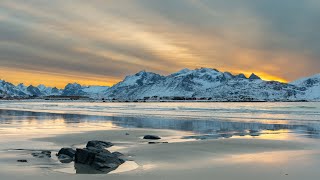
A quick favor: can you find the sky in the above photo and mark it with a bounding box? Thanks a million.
[0,0,319,88]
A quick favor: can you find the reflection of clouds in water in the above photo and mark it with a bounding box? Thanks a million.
[213,151,310,165]
[1,109,320,140]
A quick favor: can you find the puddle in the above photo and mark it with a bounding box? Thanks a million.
[53,160,139,174]
[109,161,139,174]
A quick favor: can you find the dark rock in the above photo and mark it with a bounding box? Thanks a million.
[112,152,124,157]
[143,135,161,140]
[57,148,76,158]
[75,148,99,164]
[148,142,168,144]
[31,151,51,158]
[17,159,27,163]
[75,163,114,174]
[125,132,130,135]
[74,145,125,173]
[86,140,113,149]
[58,154,74,163]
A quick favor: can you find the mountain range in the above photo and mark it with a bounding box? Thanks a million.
[0,68,319,101]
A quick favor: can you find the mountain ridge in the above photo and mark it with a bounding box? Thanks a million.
[0,68,319,101]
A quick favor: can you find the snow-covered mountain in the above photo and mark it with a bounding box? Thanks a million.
[0,68,319,101]
[104,68,317,101]
[0,80,27,97]
[62,83,109,98]
[0,81,108,99]
[290,74,320,101]
[0,81,63,98]
[37,84,61,96]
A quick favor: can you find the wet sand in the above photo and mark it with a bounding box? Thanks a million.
[0,103,320,180]
[1,128,320,180]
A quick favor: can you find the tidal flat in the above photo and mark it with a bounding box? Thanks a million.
[0,101,320,180]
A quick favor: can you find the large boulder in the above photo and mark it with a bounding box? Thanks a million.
[86,140,113,149]
[74,147,125,173]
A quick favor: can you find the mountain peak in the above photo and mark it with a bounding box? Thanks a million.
[65,82,81,88]
[27,85,36,88]
[136,70,147,76]
[235,73,247,79]
[197,67,219,72]
[171,68,192,77]
[37,84,46,89]
[17,83,26,87]
[249,73,261,80]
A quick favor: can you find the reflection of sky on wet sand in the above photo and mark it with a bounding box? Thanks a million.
[0,107,320,142]
[231,129,294,140]
[0,110,118,143]
[213,150,320,167]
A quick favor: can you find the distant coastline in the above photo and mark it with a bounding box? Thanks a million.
[1,68,319,101]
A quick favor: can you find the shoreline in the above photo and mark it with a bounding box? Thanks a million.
[0,99,315,102]
[1,127,319,180]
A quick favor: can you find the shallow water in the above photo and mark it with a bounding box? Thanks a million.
[0,101,320,141]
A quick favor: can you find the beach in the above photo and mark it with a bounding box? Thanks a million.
[0,101,320,179]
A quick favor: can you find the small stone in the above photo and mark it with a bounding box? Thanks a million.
[143,135,161,140]
[31,151,51,158]
[125,133,130,135]
[57,148,76,158]
[58,154,74,163]
[17,159,28,163]
[148,142,168,144]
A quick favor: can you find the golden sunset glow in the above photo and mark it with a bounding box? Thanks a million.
[0,67,119,88]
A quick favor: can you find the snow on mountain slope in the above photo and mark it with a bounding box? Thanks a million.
[38,85,62,96]
[0,81,107,98]
[0,69,319,101]
[61,83,109,98]
[82,86,109,98]
[104,68,310,101]
[0,80,27,97]
[106,71,165,98]
[290,74,320,101]
[62,83,86,96]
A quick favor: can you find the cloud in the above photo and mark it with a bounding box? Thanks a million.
[0,0,319,87]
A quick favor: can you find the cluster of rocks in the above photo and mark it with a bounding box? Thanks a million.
[31,150,52,158]
[17,135,165,174]
[56,140,125,173]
